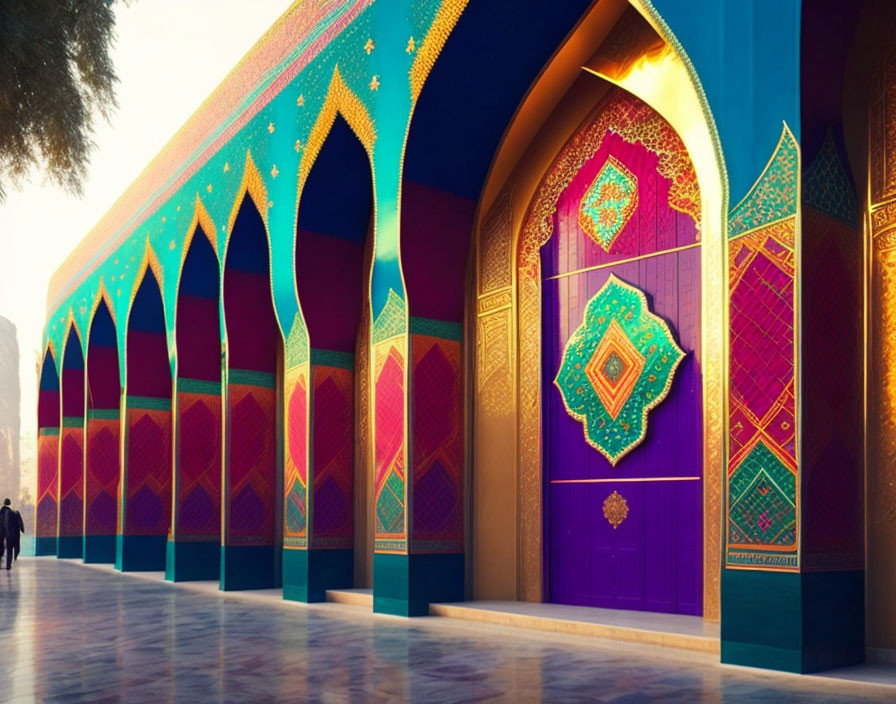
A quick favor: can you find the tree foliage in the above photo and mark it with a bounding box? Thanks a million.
[0,0,119,200]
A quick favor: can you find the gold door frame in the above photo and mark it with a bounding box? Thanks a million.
[473,0,728,620]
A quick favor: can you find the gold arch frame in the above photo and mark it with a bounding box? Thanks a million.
[473,0,727,620]
[59,313,85,375]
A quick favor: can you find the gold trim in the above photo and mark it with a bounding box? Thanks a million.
[409,1,470,101]
[551,476,700,484]
[545,242,701,280]
[298,65,376,194]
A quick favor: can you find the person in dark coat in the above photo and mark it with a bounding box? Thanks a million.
[0,498,25,570]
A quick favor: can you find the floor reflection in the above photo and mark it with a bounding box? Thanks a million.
[0,559,892,702]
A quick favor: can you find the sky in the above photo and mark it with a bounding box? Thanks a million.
[0,0,293,452]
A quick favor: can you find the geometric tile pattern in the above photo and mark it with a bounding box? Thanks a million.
[728,126,799,239]
[59,426,84,537]
[411,333,463,552]
[555,275,684,465]
[283,367,308,546]
[227,381,276,546]
[728,439,796,548]
[177,391,221,540]
[727,124,799,570]
[578,155,638,252]
[802,128,857,227]
[86,417,119,535]
[374,342,405,551]
[36,429,60,538]
[310,364,353,548]
[125,407,172,535]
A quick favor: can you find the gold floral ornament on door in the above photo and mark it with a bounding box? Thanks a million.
[554,275,685,465]
[602,490,629,529]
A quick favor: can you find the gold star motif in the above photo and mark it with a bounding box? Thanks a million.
[364,38,375,55]
[406,36,416,53]
[297,94,304,107]
[161,216,166,223]
[111,275,116,282]
[169,240,175,250]
[117,289,121,297]
[294,139,302,153]
[270,165,279,178]
[207,184,213,193]
[369,74,380,91]
[223,162,230,173]
[268,201,274,209]
[176,205,181,211]
[268,122,275,134]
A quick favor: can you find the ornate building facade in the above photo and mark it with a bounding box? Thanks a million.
[35,0,895,673]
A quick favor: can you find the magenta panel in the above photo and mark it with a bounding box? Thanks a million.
[177,295,221,381]
[223,269,278,373]
[401,180,476,322]
[296,230,364,353]
[127,331,171,398]
[88,346,120,409]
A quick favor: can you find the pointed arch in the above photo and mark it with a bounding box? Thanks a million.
[85,294,120,562]
[58,321,86,558]
[36,347,61,554]
[170,194,223,580]
[60,313,84,366]
[286,106,375,598]
[226,150,269,238]
[120,246,172,571]
[128,240,169,346]
[221,159,281,590]
[297,66,376,195]
[88,281,117,340]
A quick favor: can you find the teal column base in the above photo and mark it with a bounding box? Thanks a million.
[115,534,167,571]
[165,540,219,581]
[373,552,464,617]
[57,535,83,559]
[34,536,57,556]
[721,569,864,673]
[220,545,276,590]
[282,548,353,602]
[83,535,116,563]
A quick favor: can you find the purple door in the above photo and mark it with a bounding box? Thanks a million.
[542,99,703,616]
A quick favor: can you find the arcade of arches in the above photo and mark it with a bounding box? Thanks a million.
[32,0,896,675]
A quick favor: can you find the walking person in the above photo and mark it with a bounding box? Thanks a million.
[0,499,25,570]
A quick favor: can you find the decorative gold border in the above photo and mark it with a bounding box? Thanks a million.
[723,124,801,571]
[298,65,377,192]
[409,0,470,101]
[172,195,220,362]
[59,312,84,369]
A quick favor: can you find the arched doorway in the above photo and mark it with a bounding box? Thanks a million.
[222,188,280,590]
[85,295,120,563]
[170,217,222,581]
[537,89,702,614]
[59,324,85,558]
[289,113,374,599]
[472,1,726,616]
[36,349,60,555]
[121,264,172,571]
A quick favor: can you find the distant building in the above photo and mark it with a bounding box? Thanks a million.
[0,317,20,507]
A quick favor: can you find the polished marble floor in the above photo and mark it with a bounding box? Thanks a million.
[0,558,893,703]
